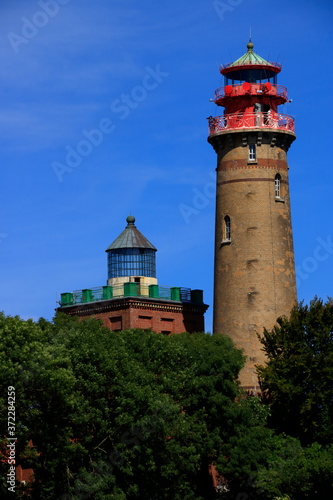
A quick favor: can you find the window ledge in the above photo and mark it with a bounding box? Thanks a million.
[275,197,285,203]
[247,161,257,165]
[221,239,231,246]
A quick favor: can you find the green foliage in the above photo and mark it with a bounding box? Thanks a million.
[219,429,333,499]
[216,395,276,497]
[2,299,332,499]
[0,312,245,499]
[255,440,333,499]
[257,297,333,445]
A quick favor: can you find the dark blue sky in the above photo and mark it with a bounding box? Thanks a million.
[1,0,332,331]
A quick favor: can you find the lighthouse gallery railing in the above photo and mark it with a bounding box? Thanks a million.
[58,284,205,307]
[208,112,295,135]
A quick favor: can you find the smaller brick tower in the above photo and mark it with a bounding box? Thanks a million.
[208,41,297,391]
[57,216,208,333]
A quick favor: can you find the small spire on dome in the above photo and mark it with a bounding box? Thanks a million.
[126,215,136,225]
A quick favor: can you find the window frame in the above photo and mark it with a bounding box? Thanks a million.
[248,144,256,162]
[275,173,281,198]
[222,215,231,244]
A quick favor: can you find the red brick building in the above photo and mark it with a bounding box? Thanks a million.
[57,216,208,333]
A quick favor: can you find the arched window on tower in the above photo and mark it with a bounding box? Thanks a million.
[275,174,281,198]
[223,215,231,242]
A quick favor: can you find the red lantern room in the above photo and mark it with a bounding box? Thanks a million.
[209,40,294,134]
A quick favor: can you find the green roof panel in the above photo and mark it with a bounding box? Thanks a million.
[229,41,272,67]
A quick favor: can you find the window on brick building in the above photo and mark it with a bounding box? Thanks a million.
[275,174,281,198]
[223,215,231,242]
[248,144,256,162]
[160,318,174,335]
[110,316,122,331]
[138,315,152,331]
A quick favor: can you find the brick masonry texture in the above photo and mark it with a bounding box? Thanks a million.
[211,130,297,390]
[56,297,208,335]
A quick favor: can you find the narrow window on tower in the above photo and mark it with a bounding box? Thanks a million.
[248,144,256,162]
[222,215,231,243]
[275,173,281,198]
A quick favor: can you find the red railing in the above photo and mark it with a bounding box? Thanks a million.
[214,83,288,101]
[208,112,295,135]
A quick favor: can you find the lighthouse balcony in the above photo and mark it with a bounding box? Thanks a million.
[214,83,288,103]
[59,284,205,307]
[208,112,295,136]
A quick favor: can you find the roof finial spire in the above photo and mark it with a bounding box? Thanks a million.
[247,29,254,52]
[126,214,136,226]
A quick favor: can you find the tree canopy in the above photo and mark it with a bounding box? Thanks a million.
[257,297,333,445]
[1,300,333,499]
[0,312,245,499]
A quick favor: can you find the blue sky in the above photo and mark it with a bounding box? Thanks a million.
[0,0,332,332]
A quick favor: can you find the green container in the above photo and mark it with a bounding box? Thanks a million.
[149,284,159,299]
[82,289,93,303]
[102,286,113,300]
[60,292,74,306]
[171,287,181,301]
[124,282,138,297]
[190,289,203,304]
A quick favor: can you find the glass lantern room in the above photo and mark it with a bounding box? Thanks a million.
[105,216,157,280]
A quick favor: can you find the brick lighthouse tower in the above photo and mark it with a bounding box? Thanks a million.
[208,41,297,391]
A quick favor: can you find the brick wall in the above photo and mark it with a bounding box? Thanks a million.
[56,298,208,335]
[211,130,297,390]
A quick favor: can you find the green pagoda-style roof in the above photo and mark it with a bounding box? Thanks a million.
[105,215,157,251]
[229,41,272,67]
[221,41,281,78]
